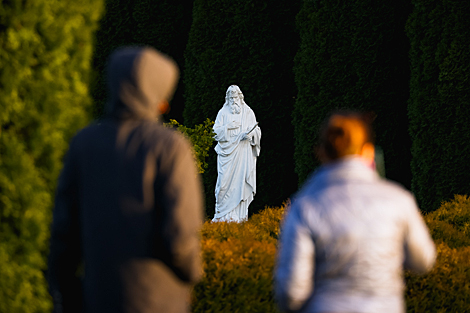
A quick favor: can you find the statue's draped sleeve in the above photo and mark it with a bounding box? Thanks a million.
[213,109,228,142]
[250,125,261,157]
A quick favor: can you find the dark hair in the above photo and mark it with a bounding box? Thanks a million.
[317,110,375,161]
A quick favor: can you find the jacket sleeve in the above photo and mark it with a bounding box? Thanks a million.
[403,195,436,274]
[275,200,315,313]
[155,135,203,283]
[48,138,83,313]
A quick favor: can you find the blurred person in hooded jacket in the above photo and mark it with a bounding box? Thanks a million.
[275,111,436,313]
[48,47,203,313]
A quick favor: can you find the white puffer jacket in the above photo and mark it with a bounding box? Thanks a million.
[275,157,435,313]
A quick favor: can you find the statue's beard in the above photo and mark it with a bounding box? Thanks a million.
[230,103,241,114]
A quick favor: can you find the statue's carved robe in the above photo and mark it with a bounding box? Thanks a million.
[213,103,261,222]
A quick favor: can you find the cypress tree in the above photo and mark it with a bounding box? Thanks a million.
[133,0,193,123]
[91,0,193,122]
[91,0,138,119]
[407,0,470,211]
[0,0,103,311]
[184,0,300,217]
[293,0,412,187]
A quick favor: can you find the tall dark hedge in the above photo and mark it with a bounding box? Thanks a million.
[91,0,193,122]
[293,0,412,187]
[184,0,300,217]
[406,0,470,212]
[0,0,103,311]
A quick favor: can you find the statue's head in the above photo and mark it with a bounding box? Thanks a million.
[225,85,244,114]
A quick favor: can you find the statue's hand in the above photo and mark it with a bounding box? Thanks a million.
[227,121,241,130]
[241,132,253,141]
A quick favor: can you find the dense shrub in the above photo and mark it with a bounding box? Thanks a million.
[165,119,215,174]
[293,0,412,187]
[407,0,470,211]
[200,205,285,242]
[193,238,277,313]
[405,195,470,311]
[195,198,470,312]
[424,219,470,249]
[405,242,470,312]
[184,0,300,217]
[424,195,470,248]
[0,0,103,311]
[193,205,285,312]
[0,136,52,312]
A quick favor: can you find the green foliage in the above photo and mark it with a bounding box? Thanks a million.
[91,0,193,122]
[406,0,470,212]
[0,0,104,311]
[0,135,52,313]
[165,119,215,174]
[293,0,412,187]
[192,204,286,312]
[184,0,300,216]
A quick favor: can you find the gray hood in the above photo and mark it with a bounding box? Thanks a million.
[106,47,179,120]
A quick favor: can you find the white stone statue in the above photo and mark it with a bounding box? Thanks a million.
[212,85,261,222]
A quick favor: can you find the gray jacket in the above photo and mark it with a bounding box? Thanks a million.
[48,47,203,313]
[275,158,435,313]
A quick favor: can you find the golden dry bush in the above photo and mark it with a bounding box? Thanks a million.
[405,242,470,312]
[406,195,470,312]
[195,199,470,312]
[424,195,470,248]
[192,204,286,313]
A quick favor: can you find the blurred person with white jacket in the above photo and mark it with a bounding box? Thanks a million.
[275,111,435,313]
